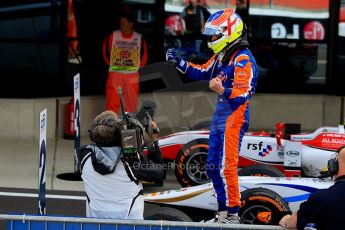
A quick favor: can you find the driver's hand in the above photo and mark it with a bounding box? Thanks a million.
[166,48,179,64]
[165,48,188,74]
[209,78,225,95]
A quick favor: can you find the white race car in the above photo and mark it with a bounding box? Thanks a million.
[144,176,333,225]
[156,124,345,187]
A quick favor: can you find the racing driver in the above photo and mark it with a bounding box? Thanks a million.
[166,8,258,224]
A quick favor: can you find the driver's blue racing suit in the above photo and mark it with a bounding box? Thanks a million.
[184,48,258,214]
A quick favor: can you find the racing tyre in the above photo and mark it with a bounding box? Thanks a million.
[144,203,193,222]
[238,164,284,177]
[174,139,210,187]
[239,188,290,225]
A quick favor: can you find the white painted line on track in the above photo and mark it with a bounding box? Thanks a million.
[0,192,86,200]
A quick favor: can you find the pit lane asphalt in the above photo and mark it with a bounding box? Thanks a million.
[0,170,179,228]
[0,137,180,228]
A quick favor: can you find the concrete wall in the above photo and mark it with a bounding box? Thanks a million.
[0,93,343,139]
[150,93,343,133]
[0,98,57,139]
[250,94,343,131]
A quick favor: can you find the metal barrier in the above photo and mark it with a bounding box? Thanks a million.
[0,214,284,230]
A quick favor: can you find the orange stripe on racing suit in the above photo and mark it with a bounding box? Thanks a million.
[189,54,217,69]
[223,101,248,208]
[229,54,252,100]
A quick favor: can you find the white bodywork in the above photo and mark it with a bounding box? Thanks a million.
[158,130,209,146]
[239,125,345,176]
[157,126,345,176]
[144,176,334,212]
[239,136,335,176]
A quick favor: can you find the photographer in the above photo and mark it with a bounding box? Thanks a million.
[79,110,164,219]
[279,146,345,229]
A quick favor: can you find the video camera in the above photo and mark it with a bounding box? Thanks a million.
[118,87,157,164]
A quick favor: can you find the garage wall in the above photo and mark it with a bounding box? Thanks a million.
[0,93,342,139]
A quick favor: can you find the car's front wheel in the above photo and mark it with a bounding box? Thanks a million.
[240,187,290,225]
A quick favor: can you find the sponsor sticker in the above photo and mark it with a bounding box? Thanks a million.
[247,142,273,157]
[286,151,300,157]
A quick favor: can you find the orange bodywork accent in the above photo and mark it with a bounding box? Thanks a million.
[223,101,248,207]
[257,211,272,223]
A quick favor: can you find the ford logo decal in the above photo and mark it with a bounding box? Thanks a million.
[286,151,299,157]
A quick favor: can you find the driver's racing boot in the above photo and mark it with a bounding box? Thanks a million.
[214,211,240,224]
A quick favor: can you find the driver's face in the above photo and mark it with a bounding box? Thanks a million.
[210,34,222,42]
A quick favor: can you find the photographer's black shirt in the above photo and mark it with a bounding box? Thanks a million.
[297,175,345,230]
[132,140,165,184]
